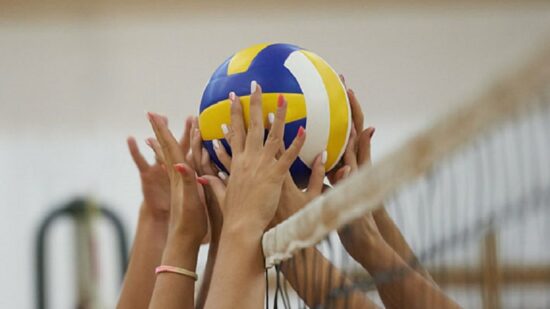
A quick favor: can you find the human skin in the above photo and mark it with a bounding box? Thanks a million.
[331,82,459,309]
[145,112,208,309]
[117,116,175,309]
[202,82,306,309]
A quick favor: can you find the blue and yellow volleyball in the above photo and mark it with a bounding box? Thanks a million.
[198,43,351,186]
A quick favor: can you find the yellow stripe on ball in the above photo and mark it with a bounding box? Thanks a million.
[227,43,271,75]
[199,93,307,141]
[301,50,350,170]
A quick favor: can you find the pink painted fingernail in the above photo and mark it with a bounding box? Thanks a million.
[343,166,351,178]
[277,94,285,108]
[297,126,305,138]
[197,177,209,185]
[174,164,187,175]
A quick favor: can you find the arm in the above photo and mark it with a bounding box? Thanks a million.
[118,137,170,309]
[340,217,459,309]
[281,247,377,309]
[148,229,201,308]
[204,85,305,309]
[118,205,167,309]
[372,207,435,282]
[146,113,209,309]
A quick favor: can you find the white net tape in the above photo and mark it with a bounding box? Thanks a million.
[262,41,550,268]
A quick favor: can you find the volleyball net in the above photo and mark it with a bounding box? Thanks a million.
[261,41,550,308]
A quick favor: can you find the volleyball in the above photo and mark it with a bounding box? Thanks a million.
[198,43,351,186]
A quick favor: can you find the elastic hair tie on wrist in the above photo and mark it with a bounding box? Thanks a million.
[155,265,198,281]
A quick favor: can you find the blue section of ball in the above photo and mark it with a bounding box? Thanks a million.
[199,44,304,113]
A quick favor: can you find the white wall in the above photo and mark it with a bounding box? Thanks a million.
[1,3,550,308]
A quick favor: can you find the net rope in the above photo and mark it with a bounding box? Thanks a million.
[262,41,550,269]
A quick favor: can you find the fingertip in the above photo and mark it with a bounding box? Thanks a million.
[217,171,228,181]
[174,163,187,175]
[197,176,209,185]
[297,126,305,138]
[343,165,352,178]
[321,150,328,165]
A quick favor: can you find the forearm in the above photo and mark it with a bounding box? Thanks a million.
[373,207,434,282]
[281,247,378,309]
[357,239,459,309]
[148,231,201,309]
[118,205,168,309]
[204,225,265,309]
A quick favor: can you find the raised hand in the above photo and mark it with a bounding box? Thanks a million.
[146,113,208,243]
[220,83,306,233]
[203,82,306,309]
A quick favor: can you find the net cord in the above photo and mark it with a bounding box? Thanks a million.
[262,41,550,268]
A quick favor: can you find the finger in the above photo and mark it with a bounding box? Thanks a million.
[277,126,306,172]
[264,94,287,157]
[200,148,217,176]
[245,81,264,151]
[145,137,165,165]
[343,126,358,171]
[148,112,184,164]
[348,89,364,133]
[174,163,198,189]
[191,117,203,170]
[212,139,231,172]
[179,116,194,156]
[228,92,245,154]
[334,165,352,185]
[357,127,375,166]
[307,151,327,197]
[127,136,149,172]
[199,175,227,206]
[339,74,347,89]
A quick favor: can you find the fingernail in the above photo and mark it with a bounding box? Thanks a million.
[250,80,258,93]
[321,150,327,164]
[174,163,187,175]
[277,94,285,108]
[343,166,351,178]
[194,128,201,137]
[297,126,305,138]
[146,111,154,121]
[197,177,209,185]
[221,123,229,135]
[339,74,346,83]
[268,112,275,124]
[229,91,236,101]
[218,171,227,180]
[370,127,376,138]
[213,139,220,149]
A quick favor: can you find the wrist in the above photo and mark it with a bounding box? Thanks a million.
[139,202,170,223]
[162,232,201,269]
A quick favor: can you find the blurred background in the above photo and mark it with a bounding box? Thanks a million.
[1,1,550,308]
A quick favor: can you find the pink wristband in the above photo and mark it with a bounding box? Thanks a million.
[155,265,198,281]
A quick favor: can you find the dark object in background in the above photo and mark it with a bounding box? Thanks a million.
[35,198,128,309]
